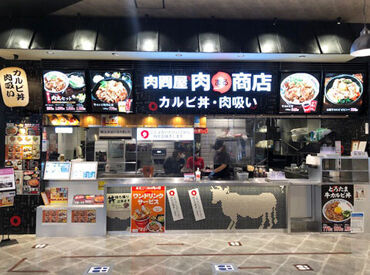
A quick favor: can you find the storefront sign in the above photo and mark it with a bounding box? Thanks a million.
[351,212,364,233]
[0,67,29,107]
[279,72,321,114]
[323,73,364,113]
[0,168,15,192]
[137,127,194,141]
[43,162,71,180]
[131,186,165,233]
[70,162,97,180]
[322,185,354,232]
[138,70,274,114]
[188,188,205,221]
[90,71,133,113]
[99,128,132,138]
[166,188,184,221]
[43,70,87,112]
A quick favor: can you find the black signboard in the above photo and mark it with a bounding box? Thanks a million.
[323,73,365,113]
[279,72,321,114]
[136,70,275,114]
[322,184,354,232]
[90,71,133,113]
[43,70,87,112]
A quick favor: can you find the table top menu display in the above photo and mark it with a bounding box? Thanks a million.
[70,162,98,180]
[90,71,133,113]
[279,73,321,114]
[323,73,365,113]
[43,70,87,112]
[44,162,71,180]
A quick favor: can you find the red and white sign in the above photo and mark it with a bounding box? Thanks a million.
[167,188,184,222]
[137,128,194,141]
[188,188,205,221]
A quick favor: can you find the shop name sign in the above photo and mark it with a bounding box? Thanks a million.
[0,67,29,107]
[140,71,273,114]
[137,128,194,141]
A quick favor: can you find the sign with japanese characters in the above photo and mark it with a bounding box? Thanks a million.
[0,67,29,108]
[43,70,87,112]
[137,70,274,114]
[167,188,184,221]
[131,186,165,233]
[279,72,321,114]
[323,73,365,114]
[188,188,206,221]
[322,185,354,233]
[137,127,194,141]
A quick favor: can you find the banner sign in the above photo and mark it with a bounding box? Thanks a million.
[0,67,29,107]
[137,127,194,141]
[167,188,184,221]
[188,188,206,221]
[131,186,165,233]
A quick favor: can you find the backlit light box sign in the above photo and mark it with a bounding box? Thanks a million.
[137,71,274,114]
[137,128,194,141]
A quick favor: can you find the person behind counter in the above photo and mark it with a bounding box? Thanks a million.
[186,150,205,171]
[163,150,186,175]
[209,140,231,180]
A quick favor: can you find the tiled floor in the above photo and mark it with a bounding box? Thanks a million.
[1,232,370,274]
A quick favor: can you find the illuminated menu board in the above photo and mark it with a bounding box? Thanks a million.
[136,70,275,114]
[279,72,321,114]
[323,73,365,113]
[43,162,71,180]
[43,70,87,112]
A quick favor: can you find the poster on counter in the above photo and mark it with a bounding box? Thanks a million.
[323,73,365,113]
[70,162,97,180]
[90,71,133,113]
[44,162,71,180]
[322,185,354,232]
[43,70,87,112]
[0,168,15,192]
[354,185,366,201]
[48,187,68,205]
[167,188,184,221]
[131,186,165,233]
[71,210,96,223]
[188,188,206,221]
[42,209,67,223]
[351,212,364,233]
[279,72,321,114]
[0,191,16,207]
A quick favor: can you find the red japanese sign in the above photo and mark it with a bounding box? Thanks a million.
[131,186,165,233]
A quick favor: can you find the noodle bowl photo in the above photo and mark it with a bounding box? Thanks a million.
[325,74,363,105]
[322,199,353,223]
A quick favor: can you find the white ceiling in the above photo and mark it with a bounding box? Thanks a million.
[52,0,370,23]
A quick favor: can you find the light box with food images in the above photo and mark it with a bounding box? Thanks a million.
[279,72,321,114]
[43,70,87,112]
[323,73,365,114]
[90,71,133,113]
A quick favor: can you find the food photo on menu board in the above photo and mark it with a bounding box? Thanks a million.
[323,73,364,113]
[43,70,87,112]
[279,73,321,113]
[90,71,133,113]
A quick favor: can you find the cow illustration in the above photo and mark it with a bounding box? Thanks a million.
[210,186,278,230]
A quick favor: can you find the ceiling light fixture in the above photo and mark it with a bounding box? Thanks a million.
[350,0,370,57]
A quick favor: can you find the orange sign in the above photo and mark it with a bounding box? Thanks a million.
[131,186,165,233]
[0,67,29,107]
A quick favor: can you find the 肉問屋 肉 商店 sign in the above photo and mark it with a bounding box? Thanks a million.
[136,71,275,114]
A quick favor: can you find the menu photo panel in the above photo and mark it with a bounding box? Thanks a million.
[323,73,365,113]
[43,70,87,112]
[279,72,321,114]
[90,71,133,113]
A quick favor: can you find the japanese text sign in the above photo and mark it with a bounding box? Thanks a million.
[131,186,165,233]
[137,70,274,114]
[137,127,194,141]
[167,188,184,221]
[0,67,29,108]
[188,188,206,221]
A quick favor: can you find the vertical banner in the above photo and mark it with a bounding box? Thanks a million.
[0,67,29,107]
[188,188,206,221]
[131,186,165,233]
[322,185,354,232]
[167,188,184,221]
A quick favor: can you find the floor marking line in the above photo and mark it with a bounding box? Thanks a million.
[7,257,48,273]
[238,266,272,270]
[8,258,27,272]
[61,251,352,259]
[156,243,185,246]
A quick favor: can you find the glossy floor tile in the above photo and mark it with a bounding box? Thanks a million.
[1,233,369,274]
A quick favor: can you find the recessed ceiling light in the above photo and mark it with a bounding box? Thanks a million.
[112,53,119,56]
[46,51,54,55]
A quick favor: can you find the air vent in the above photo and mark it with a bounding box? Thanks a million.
[134,0,164,9]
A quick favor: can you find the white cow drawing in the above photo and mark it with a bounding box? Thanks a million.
[210,186,278,230]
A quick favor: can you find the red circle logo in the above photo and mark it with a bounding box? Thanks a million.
[212,72,232,94]
[141,130,149,139]
[10,216,21,227]
[148,102,158,111]
[169,190,175,196]
[191,190,197,196]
